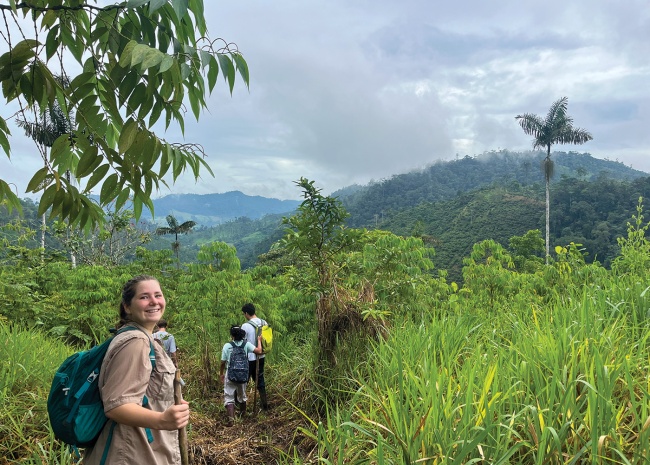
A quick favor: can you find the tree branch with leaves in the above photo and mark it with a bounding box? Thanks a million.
[0,0,249,232]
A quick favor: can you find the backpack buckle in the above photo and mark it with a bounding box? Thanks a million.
[86,372,98,383]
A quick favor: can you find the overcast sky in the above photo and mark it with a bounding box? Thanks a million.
[2,0,649,201]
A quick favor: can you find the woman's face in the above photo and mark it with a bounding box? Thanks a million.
[124,280,166,331]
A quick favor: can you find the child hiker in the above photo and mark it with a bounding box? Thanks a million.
[219,325,262,426]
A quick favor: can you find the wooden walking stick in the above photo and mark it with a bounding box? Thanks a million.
[252,354,260,418]
[174,370,189,465]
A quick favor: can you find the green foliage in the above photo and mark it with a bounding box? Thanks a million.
[281,178,366,379]
[53,207,151,266]
[2,186,650,463]
[0,1,249,229]
[282,178,363,289]
[612,198,650,277]
[509,229,545,272]
[0,322,74,463]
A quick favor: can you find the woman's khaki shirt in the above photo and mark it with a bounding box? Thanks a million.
[83,324,180,464]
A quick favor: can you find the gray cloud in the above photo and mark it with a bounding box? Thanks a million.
[2,0,649,201]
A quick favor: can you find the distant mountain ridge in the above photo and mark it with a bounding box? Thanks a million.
[336,151,648,227]
[140,151,645,228]
[142,191,301,226]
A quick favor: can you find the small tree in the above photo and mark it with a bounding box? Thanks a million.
[53,207,151,267]
[16,75,73,261]
[155,214,196,267]
[516,97,592,263]
[281,178,364,378]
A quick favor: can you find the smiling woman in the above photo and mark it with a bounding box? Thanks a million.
[82,275,189,465]
[121,276,167,332]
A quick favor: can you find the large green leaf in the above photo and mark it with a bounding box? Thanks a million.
[85,164,110,193]
[172,0,189,21]
[207,55,219,92]
[127,0,150,7]
[233,53,250,88]
[119,119,139,154]
[0,180,21,214]
[26,167,50,192]
[119,40,139,68]
[100,173,119,204]
[217,53,235,94]
[38,184,58,216]
[0,117,10,156]
[45,26,60,60]
[149,0,167,13]
[159,55,174,73]
[130,43,150,68]
[76,147,101,179]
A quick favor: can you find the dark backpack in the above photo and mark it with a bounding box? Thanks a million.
[227,341,249,383]
[47,326,156,449]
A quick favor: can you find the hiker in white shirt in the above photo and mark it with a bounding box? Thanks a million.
[241,303,269,410]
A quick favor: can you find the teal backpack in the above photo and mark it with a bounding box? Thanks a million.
[47,326,156,458]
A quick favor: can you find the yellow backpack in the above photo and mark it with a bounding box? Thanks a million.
[247,319,273,353]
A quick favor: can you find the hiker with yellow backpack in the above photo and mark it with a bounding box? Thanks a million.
[241,303,273,410]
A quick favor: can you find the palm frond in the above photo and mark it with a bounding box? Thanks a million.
[155,227,173,235]
[165,214,179,229]
[544,96,568,126]
[558,127,593,145]
[515,114,544,140]
[177,221,197,233]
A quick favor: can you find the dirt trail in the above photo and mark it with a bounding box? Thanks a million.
[188,394,315,464]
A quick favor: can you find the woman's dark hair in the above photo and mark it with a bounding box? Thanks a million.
[230,325,246,341]
[117,275,158,328]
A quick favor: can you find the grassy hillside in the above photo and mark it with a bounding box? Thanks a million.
[3,202,650,463]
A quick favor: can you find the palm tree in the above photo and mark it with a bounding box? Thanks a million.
[16,76,75,264]
[516,97,592,263]
[155,214,197,267]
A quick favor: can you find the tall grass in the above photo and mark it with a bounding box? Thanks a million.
[0,322,75,464]
[299,282,650,464]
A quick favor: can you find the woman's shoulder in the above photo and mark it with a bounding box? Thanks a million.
[108,326,151,354]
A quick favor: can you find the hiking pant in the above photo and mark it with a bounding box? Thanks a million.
[248,357,265,391]
[224,379,247,406]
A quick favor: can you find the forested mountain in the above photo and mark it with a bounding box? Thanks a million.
[337,150,646,227]
[381,176,650,281]
[143,151,649,278]
[3,151,649,280]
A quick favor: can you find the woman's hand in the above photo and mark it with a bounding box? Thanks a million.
[160,400,190,430]
[106,400,190,430]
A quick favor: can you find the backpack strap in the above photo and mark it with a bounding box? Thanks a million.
[99,421,117,465]
[99,325,157,461]
[244,320,261,337]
